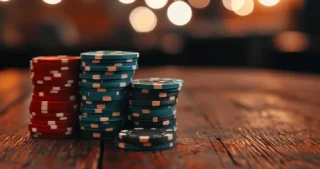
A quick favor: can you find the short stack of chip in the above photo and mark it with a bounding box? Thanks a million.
[115,78,183,150]
[78,51,139,139]
[28,56,80,139]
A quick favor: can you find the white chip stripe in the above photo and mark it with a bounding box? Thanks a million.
[44,77,52,81]
[95,54,103,60]
[93,133,101,137]
[152,117,158,122]
[152,101,161,106]
[119,143,125,148]
[113,112,120,116]
[142,109,150,114]
[95,109,102,113]
[97,88,107,92]
[92,60,100,63]
[142,143,152,147]
[100,117,109,121]
[121,74,128,79]
[93,83,100,88]
[120,82,126,87]
[139,136,150,143]
[105,128,113,131]
[82,96,87,100]
[169,96,175,100]
[50,90,58,93]
[159,92,167,97]
[97,104,106,109]
[53,87,60,90]
[39,92,44,96]
[107,66,117,71]
[53,73,62,77]
[127,59,133,62]
[114,63,123,66]
[65,83,71,87]
[93,75,100,80]
[119,132,127,139]
[86,101,92,104]
[61,58,68,63]
[133,113,139,117]
[103,96,112,101]
[90,124,99,128]
[61,67,69,70]
[85,66,91,71]
[37,80,44,84]
[105,72,113,75]
[142,89,149,93]
[162,120,170,125]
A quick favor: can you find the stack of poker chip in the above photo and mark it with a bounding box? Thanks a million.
[115,78,183,150]
[28,56,80,139]
[78,51,139,140]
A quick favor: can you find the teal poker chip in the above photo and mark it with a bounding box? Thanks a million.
[79,79,132,88]
[79,130,119,140]
[131,78,184,90]
[81,94,126,102]
[131,88,181,93]
[129,99,178,107]
[115,140,175,151]
[82,61,137,67]
[118,128,175,145]
[130,114,176,122]
[81,78,132,84]
[80,71,135,80]
[79,115,124,122]
[129,91,179,100]
[81,58,138,64]
[81,87,128,92]
[132,118,176,127]
[81,51,139,60]
[80,65,138,72]
[129,95,178,102]
[80,111,125,117]
[80,121,124,130]
[80,107,126,114]
[128,106,176,117]
[80,90,126,97]
[80,125,123,131]
[81,101,126,109]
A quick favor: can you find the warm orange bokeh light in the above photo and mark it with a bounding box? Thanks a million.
[129,7,157,33]
[274,31,309,52]
[258,0,280,7]
[188,0,211,9]
[233,0,254,16]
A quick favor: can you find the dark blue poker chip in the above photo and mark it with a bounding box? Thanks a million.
[129,99,178,107]
[130,114,176,122]
[118,128,175,145]
[128,106,176,117]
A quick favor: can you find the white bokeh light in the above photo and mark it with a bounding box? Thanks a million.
[258,0,280,7]
[0,0,10,2]
[231,0,245,11]
[129,7,157,33]
[188,0,210,9]
[145,0,168,9]
[167,1,192,26]
[234,0,254,16]
[119,0,135,4]
[43,0,62,5]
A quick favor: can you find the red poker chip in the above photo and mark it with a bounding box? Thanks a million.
[28,123,74,130]
[30,119,75,125]
[28,125,73,133]
[30,71,79,78]
[30,115,76,121]
[29,106,78,112]
[32,94,78,101]
[30,131,74,136]
[31,134,73,139]
[33,87,79,93]
[31,79,78,86]
[31,56,80,64]
[31,99,79,105]
[29,111,76,117]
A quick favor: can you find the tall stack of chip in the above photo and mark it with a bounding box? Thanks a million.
[78,51,139,139]
[115,78,183,150]
[28,56,80,139]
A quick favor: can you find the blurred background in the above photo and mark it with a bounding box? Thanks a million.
[0,0,319,74]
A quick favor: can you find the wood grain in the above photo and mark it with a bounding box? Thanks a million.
[0,67,319,169]
[103,67,320,169]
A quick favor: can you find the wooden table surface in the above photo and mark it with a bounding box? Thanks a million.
[0,67,319,169]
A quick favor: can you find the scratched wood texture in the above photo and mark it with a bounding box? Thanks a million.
[103,67,320,169]
[0,69,100,169]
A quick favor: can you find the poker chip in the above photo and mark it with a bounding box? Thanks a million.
[28,56,80,139]
[79,50,139,139]
[131,78,184,90]
[118,128,175,144]
[118,78,183,150]
[80,51,139,60]
[115,140,175,151]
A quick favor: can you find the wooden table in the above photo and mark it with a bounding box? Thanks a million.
[0,67,319,169]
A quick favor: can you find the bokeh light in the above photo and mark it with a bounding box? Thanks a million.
[233,0,254,16]
[129,7,157,33]
[222,0,232,10]
[188,0,211,9]
[167,1,192,26]
[274,31,309,52]
[43,0,62,5]
[119,0,135,4]
[231,0,245,11]
[0,0,10,2]
[258,0,280,7]
[145,0,168,9]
